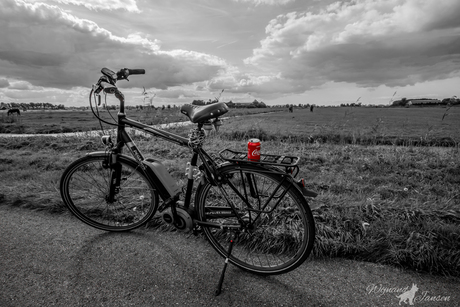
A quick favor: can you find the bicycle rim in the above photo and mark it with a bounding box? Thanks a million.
[196,164,315,275]
[60,154,158,231]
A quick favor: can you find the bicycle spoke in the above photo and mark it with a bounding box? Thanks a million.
[197,164,315,274]
[61,155,158,231]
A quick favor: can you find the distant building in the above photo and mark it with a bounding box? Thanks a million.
[407,99,441,106]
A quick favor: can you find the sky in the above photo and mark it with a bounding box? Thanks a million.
[1,0,460,107]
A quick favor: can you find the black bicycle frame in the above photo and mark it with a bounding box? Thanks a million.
[102,89,298,230]
[103,104,222,208]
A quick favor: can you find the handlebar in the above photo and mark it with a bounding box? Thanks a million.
[116,68,145,80]
[93,67,145,112]
[100,67,145,83]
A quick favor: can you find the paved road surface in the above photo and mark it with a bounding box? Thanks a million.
[1,206,458,307]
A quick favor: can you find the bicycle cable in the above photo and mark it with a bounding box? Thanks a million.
[103,93,119,124]
[89,88,121,129]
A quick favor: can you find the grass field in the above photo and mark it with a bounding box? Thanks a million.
[2,106,459,146]
[0,107,282,134]
[221,106,460,146]
[0,105,459,277]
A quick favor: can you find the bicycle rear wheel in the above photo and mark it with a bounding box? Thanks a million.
[60,153,158,231]
[196,164,315,275]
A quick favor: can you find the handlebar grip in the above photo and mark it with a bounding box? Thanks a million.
[128,69,145,75]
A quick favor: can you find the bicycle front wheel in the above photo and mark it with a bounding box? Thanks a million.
[60,154,159,231]
[196,164,315,275]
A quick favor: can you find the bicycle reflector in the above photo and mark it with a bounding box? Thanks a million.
[297,179,318,198]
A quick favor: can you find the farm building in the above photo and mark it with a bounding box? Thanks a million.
[407,99,441,105]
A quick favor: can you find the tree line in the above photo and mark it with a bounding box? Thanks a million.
[0,102,65,110]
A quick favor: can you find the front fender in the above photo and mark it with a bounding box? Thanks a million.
[84,151,173,200]
[85,151,135,162]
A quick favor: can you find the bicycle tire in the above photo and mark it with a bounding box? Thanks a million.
[196,164,315,275]
[60,153,159,231]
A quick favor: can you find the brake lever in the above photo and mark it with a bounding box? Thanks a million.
[92,84,103,106]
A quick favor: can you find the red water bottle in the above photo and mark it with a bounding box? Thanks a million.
[248,138,261,161]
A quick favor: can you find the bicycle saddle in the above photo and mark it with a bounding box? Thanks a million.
[180,102,229,123]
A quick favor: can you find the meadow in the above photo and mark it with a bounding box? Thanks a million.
[221,106,460,147]
[0,107,280,134]
[0,105,459,277]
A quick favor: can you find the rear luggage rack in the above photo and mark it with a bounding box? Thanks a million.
[219,149,300,167]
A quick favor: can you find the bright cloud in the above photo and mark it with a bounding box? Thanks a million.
[0,0,228,91]
[24,0,140,12]
[244,0,460,93]
[232,0,295,5]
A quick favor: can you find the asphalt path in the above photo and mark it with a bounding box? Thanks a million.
[1,206,458,307]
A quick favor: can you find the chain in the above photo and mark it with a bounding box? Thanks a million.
[188,128,206,148]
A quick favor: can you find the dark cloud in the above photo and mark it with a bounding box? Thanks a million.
[0,78,9,88]
[0,50,68,68]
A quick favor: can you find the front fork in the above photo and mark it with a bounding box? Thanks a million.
[106,152,121,203]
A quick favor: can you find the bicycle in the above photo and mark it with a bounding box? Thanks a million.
[59,67,317,295]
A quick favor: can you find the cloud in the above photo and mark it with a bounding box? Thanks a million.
[2,86,67,100]
[242,0,460,93]
[153,88,200,99]
[0,79,10,88]
[49,0,140,12]
[8,80,37,90]
[0,0,227,90]
[232,0,295,5]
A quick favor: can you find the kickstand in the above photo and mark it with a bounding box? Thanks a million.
[215,232,237,296]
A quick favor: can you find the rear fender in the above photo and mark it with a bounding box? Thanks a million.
[195,163,317,203]
[258,164,318,198]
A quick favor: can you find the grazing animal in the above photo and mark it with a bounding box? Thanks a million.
[288,106,293,113]
[7,108,21,116]
[396,283,418,305]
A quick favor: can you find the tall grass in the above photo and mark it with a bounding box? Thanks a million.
[0,113,24,133]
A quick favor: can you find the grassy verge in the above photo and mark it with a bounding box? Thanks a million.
[0,125,459,277]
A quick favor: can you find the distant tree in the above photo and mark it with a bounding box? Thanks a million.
[192,100,205,105]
